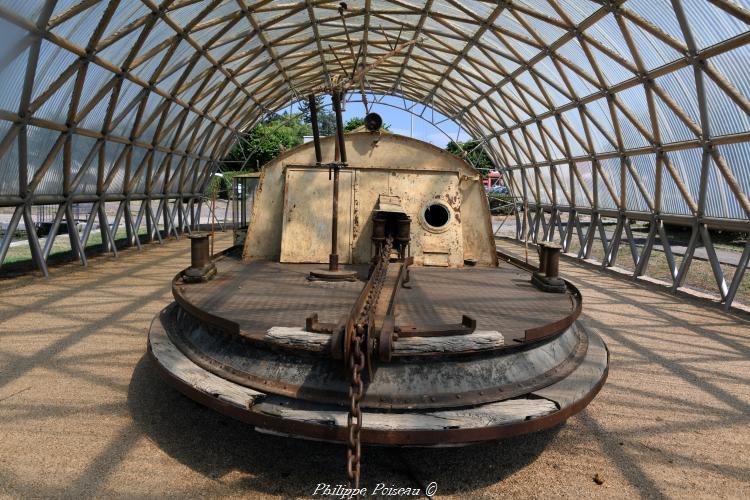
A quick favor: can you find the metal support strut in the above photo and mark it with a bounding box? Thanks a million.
[308,91,357,282]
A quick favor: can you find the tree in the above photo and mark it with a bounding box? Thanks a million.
[298,95,336,136]
[344,117,365,131]
[222,113,312,171]
[344,116,391,132]
[446,140,494,175]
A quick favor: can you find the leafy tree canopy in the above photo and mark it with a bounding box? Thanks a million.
[298,95,337,136]
[222,112,312,171]
[345,117,365,131]
[344,116,391,132]
[446,140,495,176]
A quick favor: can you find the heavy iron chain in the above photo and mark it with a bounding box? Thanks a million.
[346,325,364,488]
[346,236,394,489]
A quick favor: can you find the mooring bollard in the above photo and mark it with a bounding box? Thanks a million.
[183,233,217,283]
[544,242,562,279]
[531,241,566,293]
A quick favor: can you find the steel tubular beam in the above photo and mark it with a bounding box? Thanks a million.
[724,241,750,311]
[23,205,48,277]
[65,203,87,265]
[41,204,66,261]
[698,224,729,300]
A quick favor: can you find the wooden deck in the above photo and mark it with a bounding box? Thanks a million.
[178,254,574,340]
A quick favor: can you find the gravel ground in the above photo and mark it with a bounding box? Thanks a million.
[0,233,748,499]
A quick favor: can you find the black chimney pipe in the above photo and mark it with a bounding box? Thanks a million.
[332,90,347,164]
[308,94,322,164]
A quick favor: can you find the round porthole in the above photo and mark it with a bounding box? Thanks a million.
[421,201,452,232]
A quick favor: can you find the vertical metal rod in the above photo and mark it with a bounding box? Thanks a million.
[330,165,340,271]
[309,95,322,164]
[162,199,170,238]
[232,182,238,231]
[124,200,134,245]
[211,192,216,258]
[329,90,348,272]
[333,91,347,164]
[145,200,153,241]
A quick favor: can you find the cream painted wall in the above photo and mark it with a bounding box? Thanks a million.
[243,133,497,267]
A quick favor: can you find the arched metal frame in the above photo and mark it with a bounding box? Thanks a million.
[223,92,483,172]
[0,0,747,308]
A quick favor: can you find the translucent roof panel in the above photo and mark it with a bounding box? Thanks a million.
[0,0,747,223]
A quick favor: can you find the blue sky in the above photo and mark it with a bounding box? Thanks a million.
[285,94,473,149]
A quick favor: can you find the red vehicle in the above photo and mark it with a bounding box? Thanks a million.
[483,170,505,192]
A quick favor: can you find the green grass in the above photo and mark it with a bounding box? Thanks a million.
[2,226,152,269]
[575,235,749,306]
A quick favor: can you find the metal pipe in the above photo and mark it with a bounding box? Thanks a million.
[332,90,347,164]
[329,90,348,272]
[308,94,322,164]
[330,166,339,271]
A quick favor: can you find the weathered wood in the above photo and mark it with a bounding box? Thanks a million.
[265,327,330,352]
[394,331,504,353]
[263,327,504,354]
[532,326,608,408]
[149,313,264,409]
[152,309,557,429]
[255,397,556,432]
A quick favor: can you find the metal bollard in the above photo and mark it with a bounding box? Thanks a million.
[183,233,217,283]
[531,241,566,293]
[543,243,561,279]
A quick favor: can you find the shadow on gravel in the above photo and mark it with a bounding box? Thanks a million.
[127,355,560,496]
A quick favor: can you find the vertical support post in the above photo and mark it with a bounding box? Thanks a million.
[195,199,203,231]
[124,200,134,245]
[177,199,183,235]
[163,199,170,238]
[190,197,196,230]
[309,94,323,165]
[145,200,153,241]
[329,90,348,272]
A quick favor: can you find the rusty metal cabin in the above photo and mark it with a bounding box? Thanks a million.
[243,132,497,268]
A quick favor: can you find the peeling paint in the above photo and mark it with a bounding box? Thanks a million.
[244,134,496,267]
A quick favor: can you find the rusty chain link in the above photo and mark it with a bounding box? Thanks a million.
[346,236,393,489]
[346,325,364,487]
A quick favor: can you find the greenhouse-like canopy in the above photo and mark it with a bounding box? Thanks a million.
[0,0,748,306]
